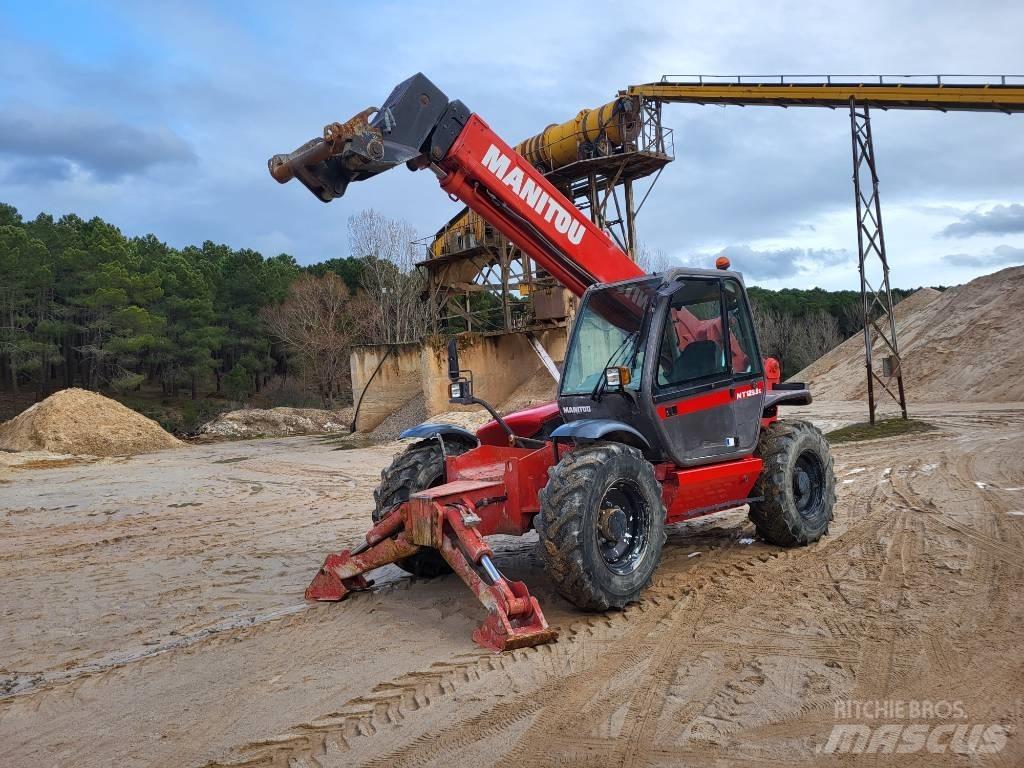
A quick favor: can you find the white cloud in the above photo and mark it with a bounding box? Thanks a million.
[939,203,1024,238]
[943,244,1024,268]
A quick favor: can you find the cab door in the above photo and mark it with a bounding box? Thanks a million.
[721,277,766,455]
[650,278,740,466]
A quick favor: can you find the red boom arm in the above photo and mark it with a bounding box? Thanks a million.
[267,72,643,299]
[435,114,643,297]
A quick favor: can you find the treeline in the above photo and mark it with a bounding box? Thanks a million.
[1,200,934,414]
[0,204,427,411]
[748,285,924,377]
[747,286,920,340]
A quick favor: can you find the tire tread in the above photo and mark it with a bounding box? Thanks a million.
[537,442,665,611]
[748,420,836,547]
[373,438,472,577]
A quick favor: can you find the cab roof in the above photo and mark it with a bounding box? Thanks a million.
[591,265,747,291]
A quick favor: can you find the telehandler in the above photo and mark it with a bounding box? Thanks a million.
[269,73,836,651]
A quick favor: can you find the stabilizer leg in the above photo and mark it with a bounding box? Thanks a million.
[433,503,557,652]
[304,494,557,652]
[305,509,419,601]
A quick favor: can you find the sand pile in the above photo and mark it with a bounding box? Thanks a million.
[794,287,941,390]
[0,388,181,456]
[200,406,354,439]
[796,265,1024,402]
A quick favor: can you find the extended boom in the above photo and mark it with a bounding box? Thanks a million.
[269,72,642,297]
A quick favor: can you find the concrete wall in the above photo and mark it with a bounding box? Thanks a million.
[350,342,423,432]
[422,327,567,417]
[349,328,569,431]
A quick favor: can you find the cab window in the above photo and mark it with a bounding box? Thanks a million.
[657,281,728,388]
[560,280,658,396]
[724,279,761,376]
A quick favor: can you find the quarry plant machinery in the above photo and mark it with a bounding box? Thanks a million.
[269,73,836,651]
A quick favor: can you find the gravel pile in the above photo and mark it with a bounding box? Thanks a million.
[369,393,427,442]
[199,406,354,439]
[499,364,558,412]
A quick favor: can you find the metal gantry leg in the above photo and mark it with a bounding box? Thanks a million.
[849,98,908,425]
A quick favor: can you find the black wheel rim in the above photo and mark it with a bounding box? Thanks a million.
[793,449,825,520]
[596,480,650,575]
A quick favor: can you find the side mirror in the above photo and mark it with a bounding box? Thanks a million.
[447,338,474,403]
[447,338,460,381]
[604,366,631,390]
[449,378,473,401]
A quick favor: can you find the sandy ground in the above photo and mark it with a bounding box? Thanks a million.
[1,401,1023,766]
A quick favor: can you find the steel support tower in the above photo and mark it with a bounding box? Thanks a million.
[849,99,907,424]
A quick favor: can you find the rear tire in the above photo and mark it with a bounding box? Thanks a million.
[373,438,472,577]
[537,442,665,611]
[748,420,835,546]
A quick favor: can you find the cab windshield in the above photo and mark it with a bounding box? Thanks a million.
[560,280,658,396]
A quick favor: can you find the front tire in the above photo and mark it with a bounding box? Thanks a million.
[748,420,835,546]
[373,438,472,577]
[537,442,665,611]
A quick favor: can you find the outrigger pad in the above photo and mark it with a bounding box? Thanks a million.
[471,580,558,652]
[304,551,372,601]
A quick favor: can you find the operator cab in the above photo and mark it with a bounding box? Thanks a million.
[556,267,766,467]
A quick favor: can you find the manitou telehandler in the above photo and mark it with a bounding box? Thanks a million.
[269,73,836,651]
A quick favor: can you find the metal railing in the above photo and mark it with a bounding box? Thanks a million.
[657,74,1024,86]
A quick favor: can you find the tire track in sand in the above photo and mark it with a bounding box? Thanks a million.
[211,543,784,768]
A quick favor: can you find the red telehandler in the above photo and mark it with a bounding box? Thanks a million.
[269,73,836,651]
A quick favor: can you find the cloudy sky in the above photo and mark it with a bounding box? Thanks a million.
[1,1,1021,290]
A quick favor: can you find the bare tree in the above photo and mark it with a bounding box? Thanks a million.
[635,243,673,274]
[750,300,842,376]
[261,273,359,408]
[793,310,842,371]
[839,301,864,339]
[751,300,797,365]
[348,209,431,343]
